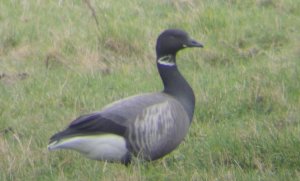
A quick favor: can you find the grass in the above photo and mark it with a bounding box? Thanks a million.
[1,0,300,180]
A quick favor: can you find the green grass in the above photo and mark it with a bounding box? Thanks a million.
[1,0,300,180]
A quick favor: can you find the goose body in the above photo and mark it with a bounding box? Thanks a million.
[48,29,203,164]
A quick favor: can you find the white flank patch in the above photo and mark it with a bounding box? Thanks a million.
[157,55,175,66]
[48,134,128,162]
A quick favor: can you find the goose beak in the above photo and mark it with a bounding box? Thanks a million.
[185,39,204,48]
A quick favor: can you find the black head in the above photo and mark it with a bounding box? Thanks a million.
[156,29,203,58]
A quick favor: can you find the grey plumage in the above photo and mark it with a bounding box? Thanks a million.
[102,93,190,160]
[48,29,203,164]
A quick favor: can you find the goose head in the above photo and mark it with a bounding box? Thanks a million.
[156,29,203,58]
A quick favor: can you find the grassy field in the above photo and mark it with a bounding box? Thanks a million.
[1,0,300,180]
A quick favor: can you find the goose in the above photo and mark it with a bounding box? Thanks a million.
[48,29,203,164]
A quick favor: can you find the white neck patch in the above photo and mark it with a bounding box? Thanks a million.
[157,55,175,66]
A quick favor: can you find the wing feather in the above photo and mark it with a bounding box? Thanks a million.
[50,93,172,142]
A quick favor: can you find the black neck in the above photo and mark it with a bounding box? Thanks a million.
[157,55,195,121]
